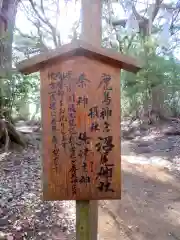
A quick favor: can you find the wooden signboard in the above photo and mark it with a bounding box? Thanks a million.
[40,55,121,200]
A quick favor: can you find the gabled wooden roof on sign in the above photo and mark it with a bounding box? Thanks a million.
[16,39,142,74]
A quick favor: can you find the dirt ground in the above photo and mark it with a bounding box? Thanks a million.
[99,160,180,240]
[0,120,180,239]
[99,120,180,240]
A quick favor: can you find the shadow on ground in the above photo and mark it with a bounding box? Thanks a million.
[99,160,180,240]
[121,119,180,172]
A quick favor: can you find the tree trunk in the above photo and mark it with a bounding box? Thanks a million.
[0,0,19,119]
[0,0,19,73]
[0,0,25,151]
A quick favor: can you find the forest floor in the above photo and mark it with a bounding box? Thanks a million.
[0,119,180,239]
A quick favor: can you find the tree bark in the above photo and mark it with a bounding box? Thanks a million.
[0,0,25,151]
[0,0,19,120]
[0,119,26,151]
[0,0,19,72]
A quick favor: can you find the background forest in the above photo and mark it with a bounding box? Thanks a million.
[1,1,180,240]
[1,0,180,124]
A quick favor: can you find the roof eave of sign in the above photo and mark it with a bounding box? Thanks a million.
[16,39,142,75]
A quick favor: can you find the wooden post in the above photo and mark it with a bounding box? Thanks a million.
[81,0,102,46]
[76,0,102,239]
[76,201,91,240]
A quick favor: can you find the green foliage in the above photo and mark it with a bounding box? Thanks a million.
[0,72,40,120]
[120,36,180,117]
[1,0,179,121]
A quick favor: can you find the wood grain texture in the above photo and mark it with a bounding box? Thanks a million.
[80,1,102,239]
[40,56,121,201]
[81,0,102,46]
[76,201,91,240]
[17,40,141,75]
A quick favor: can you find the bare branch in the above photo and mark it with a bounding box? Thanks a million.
[151,0,164,22]
[55,0,61,46]
[15,27,34,39]
[170,8,180,34]
[40,0,45,14]
[112,0,175,37]
[19,2,53,43]
[28,0,58,47]
[112,19,127,28]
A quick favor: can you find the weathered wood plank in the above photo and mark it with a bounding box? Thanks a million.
[16,40,142,75]
[81,0,102,46]
[79,1,102,239]
[41,56,121,201]
[76,201,91,240]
